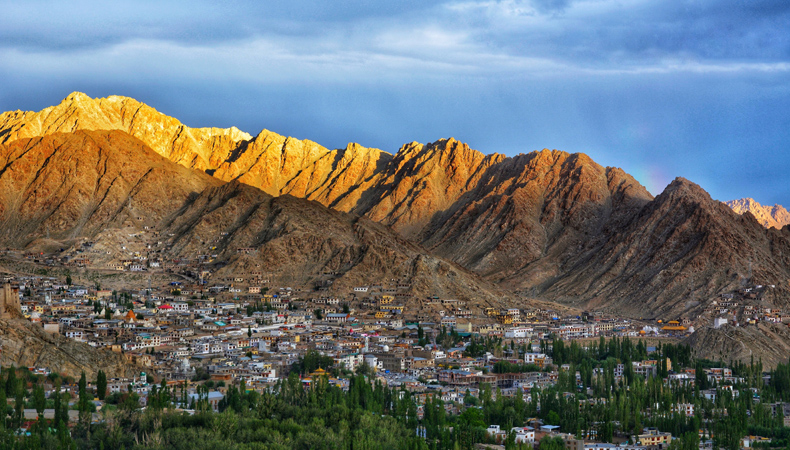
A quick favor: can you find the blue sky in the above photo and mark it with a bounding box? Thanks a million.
[1,0,788,204]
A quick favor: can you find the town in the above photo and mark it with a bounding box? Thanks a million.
[1,245,790,449]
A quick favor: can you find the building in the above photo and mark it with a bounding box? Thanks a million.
[636,428,672,447]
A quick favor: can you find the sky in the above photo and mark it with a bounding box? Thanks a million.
[1,0,789,204]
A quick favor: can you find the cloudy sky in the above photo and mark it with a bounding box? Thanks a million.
[1,0,788,203]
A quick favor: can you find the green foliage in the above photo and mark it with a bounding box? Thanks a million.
[463,335,500,357]
[293,349,335,375]
[539,436,565,450]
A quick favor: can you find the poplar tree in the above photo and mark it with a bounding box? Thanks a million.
[96,370,107,400]
[78,371,91,427]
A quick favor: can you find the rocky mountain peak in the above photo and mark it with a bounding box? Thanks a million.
[0,92,254,171]
[726,197,790,229]
[62,91,91,103]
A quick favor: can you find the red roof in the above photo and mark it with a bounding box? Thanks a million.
[159,304,173,310]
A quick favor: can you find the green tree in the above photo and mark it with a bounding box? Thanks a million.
[5,367,17,397]
[540,436,566,450]
[96,370,107,400]
[33,384,45,433]
[0,382,6,429]
[53,379,68,431]
[12,381,23,431]
[78,371,91,427]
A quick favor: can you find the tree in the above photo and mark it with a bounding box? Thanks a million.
[0,383,6,429]
[78,371,91,427]
[356,361,375,377]
[53,379,68,431]
[5,367,16,397]
[540,436,566,450]
[12,380,24,431]
[33,384,46,432]
[66,273,72,286]
[247,325,252,338]
[96,370,107,400]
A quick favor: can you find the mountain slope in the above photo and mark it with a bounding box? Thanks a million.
[418,148,653,286]
[0,92,251,171]
[160,180,509,306]
[543,178,790,316]
[0,130,221,247]
[683,322,790,369]
[726,198,790,230]
[0,93,393,205]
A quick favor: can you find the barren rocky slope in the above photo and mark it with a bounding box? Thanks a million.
[543,178,790,316]
[0,318,138,378]
[161,180,510,307]
[726,198,790,230]
[0,92,250,171]
[0,130,221,247]
[417,147,653,286]
[0,93,391,201]
[682,323,790,368]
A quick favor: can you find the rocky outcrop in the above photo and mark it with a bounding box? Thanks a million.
[0,318,137,378]
[726,198,790,230]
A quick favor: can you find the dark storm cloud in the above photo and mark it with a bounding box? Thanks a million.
[0,0,451,51]
[452,0,790,66]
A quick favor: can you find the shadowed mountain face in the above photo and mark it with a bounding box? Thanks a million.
[160,180,509,306]
[543,178,790,316]
[2,93,790,317]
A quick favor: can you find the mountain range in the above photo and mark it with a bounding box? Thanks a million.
[2,92,790,319]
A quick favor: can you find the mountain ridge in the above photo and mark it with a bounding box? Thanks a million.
[3,93,790,319]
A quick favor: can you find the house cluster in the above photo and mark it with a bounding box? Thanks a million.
[705,286,790,328]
